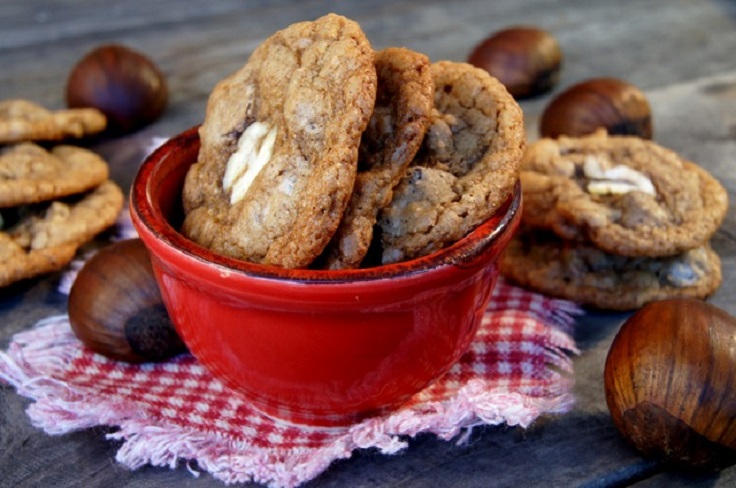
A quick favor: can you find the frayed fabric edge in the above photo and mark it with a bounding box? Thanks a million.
[0,317,578,488]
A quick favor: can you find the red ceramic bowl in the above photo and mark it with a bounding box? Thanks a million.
[130,127,522,427]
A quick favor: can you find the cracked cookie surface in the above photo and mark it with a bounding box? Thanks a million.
[520,130,729,257]
[0,180,124,286]
[0,142,109,207]
[378,61,525,264]
[0,99,106,143]
[182,13,376,268]
[320,47,433,269]
[499,228,722,310]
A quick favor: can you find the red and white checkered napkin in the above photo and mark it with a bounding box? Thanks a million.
[0,280,580,488]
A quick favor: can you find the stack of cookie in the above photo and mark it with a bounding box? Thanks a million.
[500,129,729,310]
[181,13,526,270]
[0,99,124,287]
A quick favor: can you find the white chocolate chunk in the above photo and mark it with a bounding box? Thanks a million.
[222,122,277,204]
[581,154,611,179]
[583,155,656,196]
[665,260,699,287]
[587,181,643,195]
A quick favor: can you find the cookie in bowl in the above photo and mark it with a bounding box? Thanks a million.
[320,47,434,270]
[181,13,377,269]
[378,61,526,264]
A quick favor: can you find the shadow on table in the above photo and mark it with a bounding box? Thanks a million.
[573,309,629,352]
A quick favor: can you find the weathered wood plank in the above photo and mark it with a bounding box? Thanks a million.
[2,0,736,125]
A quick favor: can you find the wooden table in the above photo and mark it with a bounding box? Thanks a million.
[1,1,735,486]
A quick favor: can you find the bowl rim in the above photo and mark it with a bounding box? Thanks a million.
[131,126,522,284]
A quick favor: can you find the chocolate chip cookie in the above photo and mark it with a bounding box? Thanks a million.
[499,228,722,310]
[520,130,729,257]
[378,61,525,264]
[320,47,433,270]
[0,180,124,287]
[0,142,109,207]
[182,13,377,268]
[0,99,106,143]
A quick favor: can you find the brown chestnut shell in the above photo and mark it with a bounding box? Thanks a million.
[66,44,168,135]
[68,238,186,363]
[604,298,736,469]
[468,26,562,99]
[540,77,653,139]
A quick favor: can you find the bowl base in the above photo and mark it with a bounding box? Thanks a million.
[246,397,403,428]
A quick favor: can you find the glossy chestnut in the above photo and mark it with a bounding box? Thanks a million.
[605,298,736,469]
[540,77,652,139]
[468,26,562,99]
[68,238,186,363]
[66,44,168,134]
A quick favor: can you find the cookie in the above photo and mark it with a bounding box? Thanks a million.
[499,228,722,310]
[182,13,377,268]
[520,130,729,257]
[0,99,106,143]
[320,47,433,270]
[0,142,110,207]
[378,61,525,264]
[0,180,124,287]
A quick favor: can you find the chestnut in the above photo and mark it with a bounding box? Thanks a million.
[66,44,168,135]
[68,238,186,363]
[540,77,652,139]
[468,26,562,99]
[604,298,736,469]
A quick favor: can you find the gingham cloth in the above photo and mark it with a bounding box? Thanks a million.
[0,210,581,488]
[0,279,579,488]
